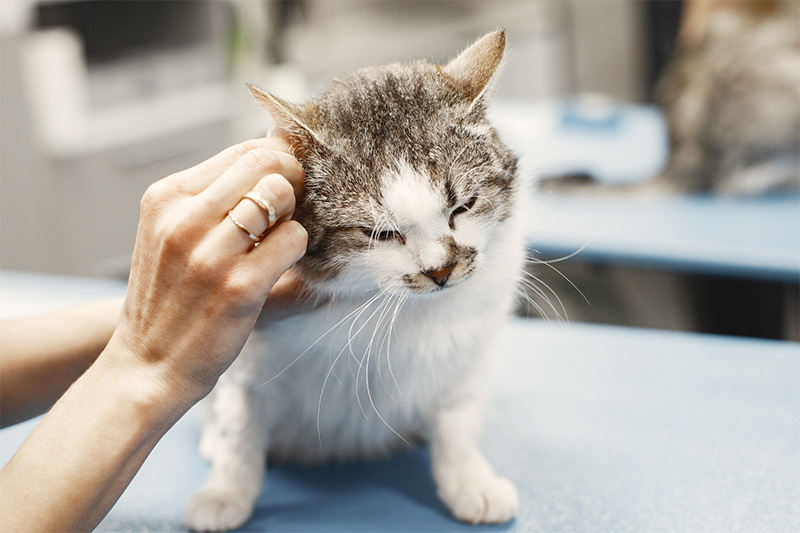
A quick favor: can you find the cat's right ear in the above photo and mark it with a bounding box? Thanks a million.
[247,84,320,149]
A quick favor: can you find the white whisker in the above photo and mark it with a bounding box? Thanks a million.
[355,294,394,418]
[317,290,388,448]
[377,291,407,404]
[530,224,604,265]
[516,276,565,323]
[361,296,411,446]
[479,265,564,324]
[250,289,386,390]
[526,255,590,306]
[488,242,591,308]
[519,270,570,322]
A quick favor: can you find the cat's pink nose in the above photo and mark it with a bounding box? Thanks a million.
[424,264,456,287]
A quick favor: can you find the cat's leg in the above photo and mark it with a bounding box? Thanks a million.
[428,384,518,524]
[197,390,221,461]
[184,379,269,532]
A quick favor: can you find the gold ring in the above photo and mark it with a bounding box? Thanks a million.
[242,191,278,229]
[227,209,263,242]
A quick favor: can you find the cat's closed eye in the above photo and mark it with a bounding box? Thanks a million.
[361,227,406,244]
[449,196,478,229]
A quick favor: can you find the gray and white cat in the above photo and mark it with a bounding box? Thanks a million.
[185,30,525,531]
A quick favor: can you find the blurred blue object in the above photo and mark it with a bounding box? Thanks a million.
[492,96,669,185]
[559,95,623,132]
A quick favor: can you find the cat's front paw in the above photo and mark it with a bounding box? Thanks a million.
[438,474,519,524]
[184,488,255,532]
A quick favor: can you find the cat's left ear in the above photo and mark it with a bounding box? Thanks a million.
[442,30,506,108]
[247,84,320,150]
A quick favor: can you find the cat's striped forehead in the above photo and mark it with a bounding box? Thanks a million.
[327,136,517,232]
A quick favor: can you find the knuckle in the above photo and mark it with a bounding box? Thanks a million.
[191,194,218,219]
[283,221,309,257]
[226,139,260,162]
[140,180,170,214]
[267,175,296,209]
[254,221,307,267]
[241,148,279,175]
[140,174,193,218]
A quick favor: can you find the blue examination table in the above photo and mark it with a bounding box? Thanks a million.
[1,271,797,532]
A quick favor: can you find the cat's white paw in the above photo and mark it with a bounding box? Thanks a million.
[184,488,255,532]
[438,474,519,524]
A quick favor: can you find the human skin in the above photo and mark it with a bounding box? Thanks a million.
[0,297,124,428]
[0,136,308,531]
[0,270,309,429]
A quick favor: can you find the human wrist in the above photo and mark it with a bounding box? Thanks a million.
[0,341,199,532]
[93,337,208,427]
[77,297,124,363]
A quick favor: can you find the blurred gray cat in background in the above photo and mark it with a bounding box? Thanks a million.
[544,0,800,196]
[657,0,800,195]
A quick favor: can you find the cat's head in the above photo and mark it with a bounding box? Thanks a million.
[250,30,517,298]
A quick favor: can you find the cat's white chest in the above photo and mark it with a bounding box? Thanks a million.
[231,288,495,462]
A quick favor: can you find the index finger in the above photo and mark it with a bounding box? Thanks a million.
[169,137,296,195]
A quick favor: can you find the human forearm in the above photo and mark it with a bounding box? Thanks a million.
[0,342,192,532]
[0,297,123,427]
[0,136,307,530]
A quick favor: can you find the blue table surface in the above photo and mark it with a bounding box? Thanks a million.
[1,271,799,532]
[524,192,800,282]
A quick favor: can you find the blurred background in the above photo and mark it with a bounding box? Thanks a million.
[1,0,798,339]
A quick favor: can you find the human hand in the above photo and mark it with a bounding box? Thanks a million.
[104,137,307,405]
